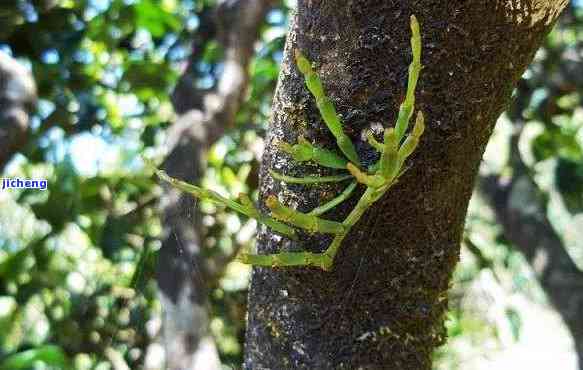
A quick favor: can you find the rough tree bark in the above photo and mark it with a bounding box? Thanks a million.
[156,1,272,369]
[244,1,568,369]
[0,52,36,172]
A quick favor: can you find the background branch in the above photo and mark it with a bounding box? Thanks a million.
[156,1,274,369]
[0,52,36,172]
[479,78,583,367]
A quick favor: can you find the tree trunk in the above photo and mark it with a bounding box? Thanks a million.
[244,1,567,369]
[0,52,36,172]
[480,78,583,369]
[156,1,272,369]
[481,168,583,370]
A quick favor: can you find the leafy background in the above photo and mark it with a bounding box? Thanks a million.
[0,1,581,369]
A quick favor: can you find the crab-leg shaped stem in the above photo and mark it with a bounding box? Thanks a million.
[235,15,426,271]
[379,128,400,180]
[269,170,352,184]
[157,15,425,271]
[321,186,378,269]
[346,163,385,188]
[238,181,398,270]
[321,112,424,269]
[154,169,297,239]
[278,137,348,169]
[237,249,331,268]
[394,15,422,141]
[295,51,361,167]
[398,111,425,162]
[308,181,358,216]
[266,196,345,234]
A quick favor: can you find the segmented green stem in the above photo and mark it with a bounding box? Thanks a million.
[236,15,425,270]
[308,181,358,216]
[237,250,330,269]
[379,128,399,179]
[322,187,377,269]
[346,163,385,188]
[153,15,426,271]
[279,137,348,169]
[266,196,345,234]
[295,50,361,166]
[269,170,352,184]
[398,111,425,161]
[394,15,422,142]
[155,169,297,239]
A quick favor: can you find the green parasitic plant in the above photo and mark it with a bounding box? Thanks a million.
[152,15,425,271]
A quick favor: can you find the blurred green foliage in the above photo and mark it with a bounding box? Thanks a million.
[0,0,288,368]
[0,1,581,369]
[436,4,583,368]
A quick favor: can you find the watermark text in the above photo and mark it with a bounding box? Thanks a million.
[1,177,48,191]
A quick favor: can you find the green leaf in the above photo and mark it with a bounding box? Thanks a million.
[134,0,181,38]
[0,345,68,370]
[0,248,30,280]
[531,129,582,162]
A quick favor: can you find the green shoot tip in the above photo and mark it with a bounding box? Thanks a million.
[295,50,312,75]
[413,111,425,137]
[410,15,420,34]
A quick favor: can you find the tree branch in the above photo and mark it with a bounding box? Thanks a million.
[0,52,36,172]
[479,93,583,367]
[156,1,273,369]
[166,0,274,151]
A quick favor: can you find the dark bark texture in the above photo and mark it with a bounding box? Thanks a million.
[245,1,567,369]
[156,1,272,369]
